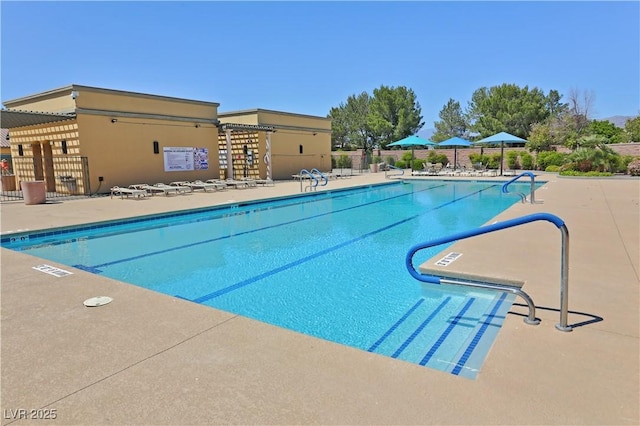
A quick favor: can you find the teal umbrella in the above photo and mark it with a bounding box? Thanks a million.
[388,135,436,171]
[475,132,528,176]
[438,137,472,168]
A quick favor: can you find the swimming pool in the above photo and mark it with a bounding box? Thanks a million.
[3,180,537,379]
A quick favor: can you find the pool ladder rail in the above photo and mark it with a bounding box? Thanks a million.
[502,171,542,204]
[299,168,328,192]
[406,212,571,332]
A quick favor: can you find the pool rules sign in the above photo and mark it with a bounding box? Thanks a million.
[163,147,209,172]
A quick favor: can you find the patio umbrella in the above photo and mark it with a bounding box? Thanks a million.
[475,132,528,176]
[438,136,472,168]
[387,135,436,171]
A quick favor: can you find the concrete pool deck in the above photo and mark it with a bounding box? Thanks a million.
[1,172,638,425]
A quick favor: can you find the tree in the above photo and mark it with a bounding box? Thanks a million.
[588,119,624,143]
[367,85,424,147]
[467,83,552,138]
[567,88,595,137]
[328,92,375,153]
[527,121,556,153]
[624,116,640,142]
[431,98,469,142]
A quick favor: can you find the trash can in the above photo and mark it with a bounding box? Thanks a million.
[21,180,46,205]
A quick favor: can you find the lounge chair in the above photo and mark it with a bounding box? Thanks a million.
[172,180,217,192]
[254,178,275,186]
[225,178,250,189]
[110,186,147,199]
[204,179,229,190]
[239,178,258,188]
[131,183,183,196]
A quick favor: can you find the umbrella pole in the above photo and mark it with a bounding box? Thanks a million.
[411,148,414,171]
[500,142,504,176]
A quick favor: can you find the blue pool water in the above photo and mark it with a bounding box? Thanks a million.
[3,180,538,379]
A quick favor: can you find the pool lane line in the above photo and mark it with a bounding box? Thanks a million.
[188,185,498,304]
[74,183,449,271]
[9,184,392,251]
[418,298,476,366]
[367,298,425,352]
[451,292,509,376]
[391,297,452,358]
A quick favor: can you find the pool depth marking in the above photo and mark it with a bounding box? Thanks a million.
[188,185,498,303]
[73,184,448,271]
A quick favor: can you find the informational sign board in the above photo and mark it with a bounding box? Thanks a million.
[163,147,208,172]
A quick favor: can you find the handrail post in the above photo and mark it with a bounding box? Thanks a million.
[530,177,536,204]
[406,213,572,332]
[556,224,571,331]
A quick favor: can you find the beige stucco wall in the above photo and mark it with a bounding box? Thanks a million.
[219,109,332,180]
[4,85,221,193]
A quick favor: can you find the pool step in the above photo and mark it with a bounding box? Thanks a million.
[445,292,514,379]
[368,292,511,378]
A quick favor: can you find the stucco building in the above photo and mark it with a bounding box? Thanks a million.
[1,85,331,195]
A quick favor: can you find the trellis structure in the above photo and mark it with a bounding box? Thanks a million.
[218,123,275,180]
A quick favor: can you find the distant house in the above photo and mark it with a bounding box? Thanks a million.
[1,85,331,195]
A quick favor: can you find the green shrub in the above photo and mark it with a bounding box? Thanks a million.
[427,151,448,165]
[469,153,491,166]
[335,154,352,168]
[536,151,568,170]
[412,158,425,170]
[395,160,407,169]
[521,152,534,170]
[559,170,614,177]
[545,165,561,172]
[401,152,414,163]
[487,153,502,170]
[506,151,520,169]
[386,156,396,166]
[372,155,382,164]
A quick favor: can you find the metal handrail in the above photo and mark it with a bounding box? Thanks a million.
[406,212,571,332]
[502,171,538,204]
[298,169,318,192]
[385,165,405,179]
[310,168,329,186]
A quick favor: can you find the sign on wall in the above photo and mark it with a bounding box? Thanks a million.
[163,147,208,172]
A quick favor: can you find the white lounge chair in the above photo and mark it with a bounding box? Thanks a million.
[172,181,217,192]
[131,183,183,196]
[225,178,250,189]
[110,186,147,199]
[204,179,229,190]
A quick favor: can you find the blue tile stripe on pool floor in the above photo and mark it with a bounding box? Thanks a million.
[367,298,425,352]
[189,185,497,303]
[451,292,509,376]
[392,297,452,358]
[419,298,476,366]
[75,184,449,270]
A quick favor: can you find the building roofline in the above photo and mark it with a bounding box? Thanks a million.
[3,84,220,108]
[219,108,330,121]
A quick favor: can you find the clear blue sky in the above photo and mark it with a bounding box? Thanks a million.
[1,1,638,129]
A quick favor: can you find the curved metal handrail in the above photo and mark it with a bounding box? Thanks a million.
[502,171,538,204]
[310,168,329,186]
[385,165,405,179]
[405,212,571,332]
[298,169,318,192]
